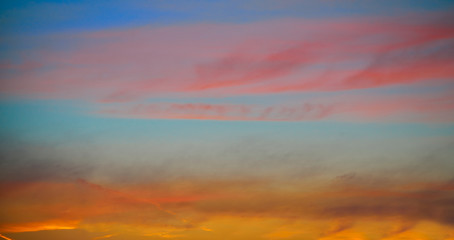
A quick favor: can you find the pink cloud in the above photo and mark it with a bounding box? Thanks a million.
[1,14,453,122]
[1,15,453,100]
[96,89,454,122]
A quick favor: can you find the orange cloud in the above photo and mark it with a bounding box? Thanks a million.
[92,233,115,240]
[0,180,192,234]
[1,177,454,239]
[0,220,78,233]
[0,234,13,240]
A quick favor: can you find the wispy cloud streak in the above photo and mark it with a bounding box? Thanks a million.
[98,89,454,122]
[1,12,453,122]
[1,14,453,98]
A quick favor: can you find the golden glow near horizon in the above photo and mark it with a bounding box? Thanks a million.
[2,217,453,240]
[1,178,454,239]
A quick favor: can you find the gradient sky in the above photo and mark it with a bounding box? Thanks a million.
[1,1,454,240]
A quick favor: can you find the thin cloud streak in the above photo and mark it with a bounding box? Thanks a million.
[97,89,454,122]
[0,234,13,240]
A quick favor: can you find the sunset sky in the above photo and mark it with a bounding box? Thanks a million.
[1,1,454,239]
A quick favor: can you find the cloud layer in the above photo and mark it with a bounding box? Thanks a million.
[1,13,453,122]
[1,176,454,239]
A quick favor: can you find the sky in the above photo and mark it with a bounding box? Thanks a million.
[1,1,454,240]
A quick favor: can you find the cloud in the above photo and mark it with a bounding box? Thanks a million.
[1,175,454,239]
[96,88,454,122]
[2,14,453,100]
[320,219,354,237]
[191,178,454,227]
[1,12,453,123]
[97,102,334,121]
[0,180,193,234]
[92,234,115,240]
[0,234,13,240]
[0,220,78,233]
[190,42,315,91]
